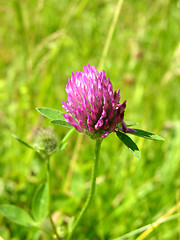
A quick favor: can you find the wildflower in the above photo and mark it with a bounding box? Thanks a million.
[62,65,135,139]
[34,128,58,158]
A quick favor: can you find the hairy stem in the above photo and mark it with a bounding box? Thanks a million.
[46,157,60,240]
[68,139,102,239]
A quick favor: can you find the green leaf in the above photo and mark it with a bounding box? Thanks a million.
[32,183,49,222]
[128,129,165,141]
[51,120,72,128]
[36,107,65,120]
[12,134,34,149]
[36,107,73,128]
[116,131,141,160]
[0,204,36,227]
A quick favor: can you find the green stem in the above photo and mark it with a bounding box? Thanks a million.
[46,157,60,240]
[68,139,102,239]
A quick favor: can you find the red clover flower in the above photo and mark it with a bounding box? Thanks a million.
[62,65,135,139]
[8,65,164,240]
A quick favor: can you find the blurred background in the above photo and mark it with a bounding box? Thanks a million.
[0,0,180,239]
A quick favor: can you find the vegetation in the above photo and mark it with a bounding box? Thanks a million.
[0,0,180,239]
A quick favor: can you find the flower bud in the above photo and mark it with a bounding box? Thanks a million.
[34,128,58,158]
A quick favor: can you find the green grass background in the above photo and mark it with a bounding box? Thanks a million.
[0,0,180,239]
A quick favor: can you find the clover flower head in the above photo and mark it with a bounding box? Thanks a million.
[62,65,134,139]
